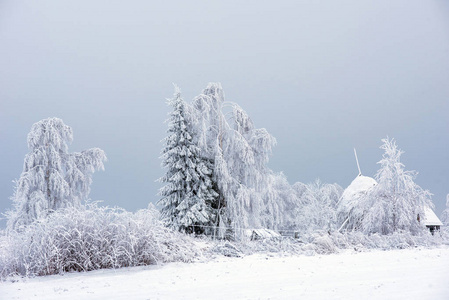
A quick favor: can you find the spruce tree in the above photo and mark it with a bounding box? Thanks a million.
[158,87,218,234]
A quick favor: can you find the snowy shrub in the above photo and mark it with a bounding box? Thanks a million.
[0,203,199,278]
[209,229,449,259]
[230,238,305,256]
[211,242,243,257]
[310,233,338,254]
[440,226,449,244]
[326,230,444,252]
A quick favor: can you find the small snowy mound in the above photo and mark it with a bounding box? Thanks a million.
[211,242,243,257]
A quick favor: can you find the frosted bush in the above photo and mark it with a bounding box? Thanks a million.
[325,230,444,252]
[211,229,449,259]
[211,242,243,257]
[0,203,199,278]
[311,233,337,254]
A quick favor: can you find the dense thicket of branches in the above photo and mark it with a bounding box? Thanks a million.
[0,203,199,278]
[440,194,449,226]
[362,138,432,234]
[6,118,106,231]
[190,83,294,238]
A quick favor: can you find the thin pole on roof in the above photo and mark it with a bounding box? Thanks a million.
[354,148,362,176]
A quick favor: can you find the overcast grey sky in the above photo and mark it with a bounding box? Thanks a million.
[1,0,448,228]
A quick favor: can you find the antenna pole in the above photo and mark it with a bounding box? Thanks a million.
[354,148,362,176]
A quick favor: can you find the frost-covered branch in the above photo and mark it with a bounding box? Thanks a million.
[6,118,106,231]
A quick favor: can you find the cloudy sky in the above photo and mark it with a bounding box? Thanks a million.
[1,0,448,227]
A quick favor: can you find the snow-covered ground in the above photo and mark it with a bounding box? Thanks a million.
[1,247,448,299]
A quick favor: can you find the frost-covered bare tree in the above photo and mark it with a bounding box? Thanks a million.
[291,180,343,234]
[440,194,449,226]
[191,83,279,238]
[7,118,106,231]
[311,180,343,232]
[262,173,298,231]
[158,87,219,234]
[362,138,432,234]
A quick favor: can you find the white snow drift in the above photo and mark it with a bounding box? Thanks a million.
[1,247,448,300]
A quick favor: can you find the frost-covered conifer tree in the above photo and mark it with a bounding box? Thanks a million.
[158,87,219,234]
[7,118,106,231]
[362,138,432,234]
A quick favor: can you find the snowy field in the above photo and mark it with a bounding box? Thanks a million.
[1,247,448,300]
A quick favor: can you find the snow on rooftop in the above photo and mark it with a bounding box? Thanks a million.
[340,175,377,207]
[422,206,443,226]
[244,228,281,240]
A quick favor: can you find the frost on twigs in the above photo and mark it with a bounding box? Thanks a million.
[336,138,434,236]
[211,242,243,257]
[440,194,449,226]
[207,230,445,260]
[6,118,106,231]
[0,203,199,278]
[191,83,283,238]
[364,138,432,234]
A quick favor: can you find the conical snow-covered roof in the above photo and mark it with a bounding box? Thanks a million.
[337,174,378,232]
[339,175,377,208]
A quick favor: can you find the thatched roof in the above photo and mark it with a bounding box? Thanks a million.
[339,175,377,209]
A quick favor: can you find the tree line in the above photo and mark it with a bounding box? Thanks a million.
[5,83,438,239]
